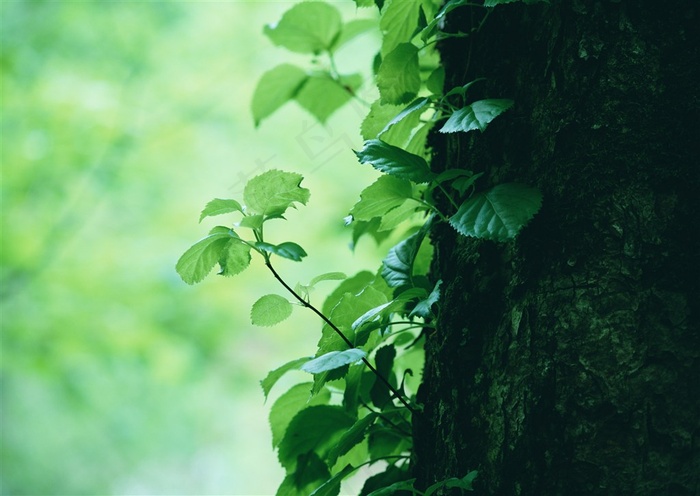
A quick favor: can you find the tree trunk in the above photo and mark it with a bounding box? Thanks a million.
[414,1,700,494]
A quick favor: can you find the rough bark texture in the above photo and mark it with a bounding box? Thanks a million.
[414,1,699,494]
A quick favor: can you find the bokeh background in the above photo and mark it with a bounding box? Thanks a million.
[0,1,385,494]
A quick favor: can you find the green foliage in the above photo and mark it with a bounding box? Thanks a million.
[176,0,545,493]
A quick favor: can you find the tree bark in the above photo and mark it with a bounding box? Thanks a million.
[414,1,700,494]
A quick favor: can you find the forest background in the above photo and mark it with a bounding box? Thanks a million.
[1,1,383,494]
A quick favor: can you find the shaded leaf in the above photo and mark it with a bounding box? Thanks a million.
[370,345,396,409]
[326,414,378,467]
[381,218,433,288]
[440,99,514,133]
[309,464,356,496]
[366,478,417,496]
[360,466,411,496]
[276,452,330,496]
[218,238,252,277]
[278,406,356,471]
[409,279,442,318]
[270,383,330,448]
[350,175,416,221]
[449,183,542,241]
[301,349,367,374]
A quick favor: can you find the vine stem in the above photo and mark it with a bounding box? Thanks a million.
[264,260,416,415]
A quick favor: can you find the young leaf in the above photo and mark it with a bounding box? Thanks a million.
[296,72,362,123]
[301,349,367,374]
[251,294,294,327]
[255,241,308,262]
[325,414,378,467]
[252,64,308,126]
[350,175,416,221]
[199,198,244,222]
[377,43,421,105]
[261,357,312,400]
[269,383,330,448]
[263,2,342,54]
[309,464,356,496]
[355,139,435,183]
[449,183,543,241]
[243,169,310,216]
[440,99,514,133]
[218,239,252,277]
[176,229,236,285]
[278,405,356,471]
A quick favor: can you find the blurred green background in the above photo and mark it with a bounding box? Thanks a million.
[0,1,383,494]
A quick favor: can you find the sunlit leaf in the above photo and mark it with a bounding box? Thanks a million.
[331,19,376,52]
[261,357,312,400]
[251,294,293,327]
[176,229,237,285]
[301,349,367,374]
[355,139,435,183]
[377,43,421,105]
[350,175,416,221]
[440,99,514,133]
[244,169,310,216]
[252,64,308,126]
[309,272,347,287]
[218,238,252,277]
[296,72,362,123]
[379,0,422,56]
[199,198,244,222]
[263,2,342,54]
[449,183,542,241]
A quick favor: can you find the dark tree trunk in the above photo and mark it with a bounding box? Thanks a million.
[414,1,700,494]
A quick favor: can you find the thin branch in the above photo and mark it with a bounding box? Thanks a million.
[265,260,416,414]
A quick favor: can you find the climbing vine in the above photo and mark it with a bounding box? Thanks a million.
[176,0,544,494]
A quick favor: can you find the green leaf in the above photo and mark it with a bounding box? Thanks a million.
[379,0,422,56]
[366,478,417,496]
[263,2,342,54]
[176,229,236,285]
[199,198,244,222]
[409,279,441,318]
[251,294,293,327]
[276,452,330,496]
[350,218,392,249]
[368,425,412,460]
[350,175,416,221]
[484,0,549,6]
[278,406,356,471]
[370,345,396,409]
[440,99,514,133]
[322,271,376,316]
[256,241,308,262]
[309,272,347,287]
[443,78,485,100]
[252,64,309,126]
[218,238,252,277]
[426,67,445,94]
[381,218,432,288]
[296,72,362,123]
[378,97,430,139]
[355,139,434,183]
[354,0,376,7]
[361,100,403,141]
[420,0,471,42]
[301,349,367,374]
[425,471,478,495]
[331,19,376,52]
[270,383,330,448]
[261,357,312,400]
[326,414,378,467]
[309,464,356,496]
[449,183,543,241]
[360,466,411,496]
[244,169,310,216]
[377,43,421,105]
